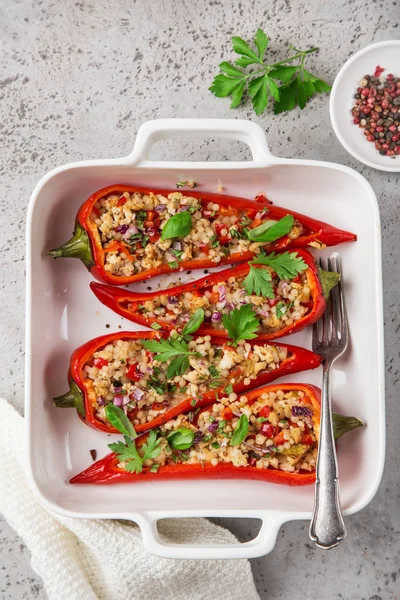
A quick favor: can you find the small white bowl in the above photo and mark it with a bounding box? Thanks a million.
[330,40,400,172]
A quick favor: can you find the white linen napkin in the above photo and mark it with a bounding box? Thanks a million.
[0,398,260,600]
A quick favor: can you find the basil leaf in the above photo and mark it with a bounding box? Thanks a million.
[181,308,205,336]
[161,212,192,240]
[247,215,294,243]
[167,427,195,450]
[230,414,249,446]
[105,404,137,438]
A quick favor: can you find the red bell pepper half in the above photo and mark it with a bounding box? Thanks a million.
[91,249,330,342]
[48,185,356,286]
[70,383,363,486]
[53,331,321,434]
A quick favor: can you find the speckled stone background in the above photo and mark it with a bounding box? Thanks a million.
[0,0,399,598]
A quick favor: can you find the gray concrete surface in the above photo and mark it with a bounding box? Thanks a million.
[0,0,399,598]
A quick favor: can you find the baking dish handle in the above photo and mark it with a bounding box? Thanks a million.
[125,118,274,168]
[138,511,286,559]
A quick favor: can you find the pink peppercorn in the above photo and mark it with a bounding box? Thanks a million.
[381,99,389,109]
[392,135,399,142]
[395,146,400,154]
[386,150,395,156]
[353,117,360,124]
[367,135,375,142]
[382,143,389,150]
[376,126,384,132]
[387,74,394,81]
[389,125,397,132]
[361,88,369,97]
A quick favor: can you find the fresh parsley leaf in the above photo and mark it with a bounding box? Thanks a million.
[141,430,162,461]
[274,69,331,114]
[247,215,294,243]
[230,414,249,446]
[161,212,192,240]
[168,261,179,270]
[105,405,137,438]
[248,75,269,115]
[224,384,233,395]
[167,428,195,450]
[257,417,268,423]
[244,265,274,298]
[218,61,244,77]
[232,35,262,64]
[254,28,268,61]
[252,251,308,280]
[222,305,260,345]
[142,337,198,379]
[181,308,205,337]
[317,267,340,299]
[108,435,143,473]
[269,65,299,82]
[275,301,287,319]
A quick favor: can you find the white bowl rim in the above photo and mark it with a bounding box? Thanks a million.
[330,39,400,172]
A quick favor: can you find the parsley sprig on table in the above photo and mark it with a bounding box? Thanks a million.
[209,28,331,115]
[244,251,308,297]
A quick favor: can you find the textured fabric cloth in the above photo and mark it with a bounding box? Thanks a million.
[0,398,260,600]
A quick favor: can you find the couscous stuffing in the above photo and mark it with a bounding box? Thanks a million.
[117,388,318,474]
[83,336,290,427]
[90,191,305,277]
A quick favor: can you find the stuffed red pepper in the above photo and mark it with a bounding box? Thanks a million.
[48,185,356,285]
[91,249,338,341]
[70,383,363,486]
[54,330,321,434]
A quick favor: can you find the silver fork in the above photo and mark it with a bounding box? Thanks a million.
[309,252,348,549]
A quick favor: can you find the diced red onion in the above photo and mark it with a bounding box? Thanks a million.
[147,366,154,375]
[115,224,129,234]
[168,296,178,304]
[207,421,219,433]
[123,225,139,239]
[193,430,204,444]
[97,396,105,406]
[146,226,156,237]
[225,302,234,311]
[218,285,226,304]
[132,388,145,402]
[113,386,123,393]
[202,210,213,218]
[178,205,190,212]
[292,406,313,417]
[211,311,222,323]
[154,204,167,212]
[113,395,124,407]
[122,396,131,405]
[172,241,182,250]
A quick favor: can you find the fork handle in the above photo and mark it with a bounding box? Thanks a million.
[309,363,346,549]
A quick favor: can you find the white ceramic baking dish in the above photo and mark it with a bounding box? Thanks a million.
[25,119,385,559]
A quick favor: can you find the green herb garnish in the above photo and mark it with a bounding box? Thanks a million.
[167,427,195,450]
[230,414,249,446]
[275,301,287,319]
[252,251,308,280]
[150,322,162,330]
[150,463,160,473]
[105,405,137,438]
[209,28,330,115]
[247,215,294,243]
[142,337,200,379]
[244,265,274,298]
[161,212,192,240]
[211,442,220,449]
[224,384,233,395]
[181,308,205,337]
[168,261,179,270]
[222,304,260,345]
[108,430,161,474]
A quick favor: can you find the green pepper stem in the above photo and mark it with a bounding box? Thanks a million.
[53,381,85,417]
[48,223,94,270]
[318,267,340,300]
[333,413,363,440]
